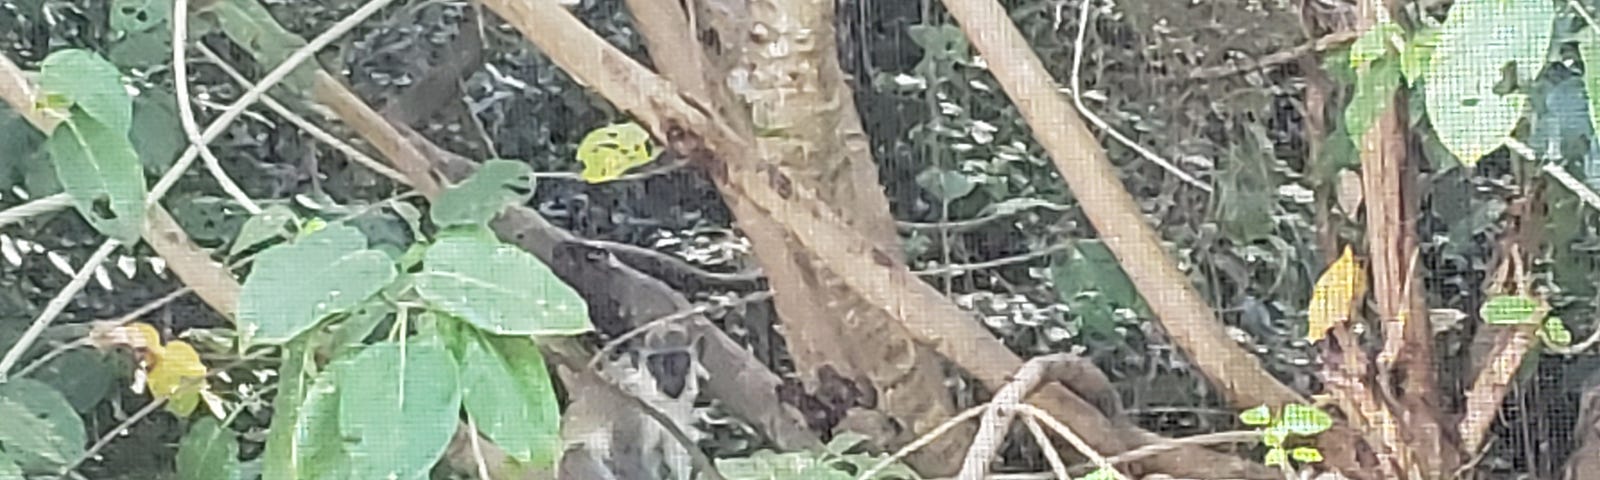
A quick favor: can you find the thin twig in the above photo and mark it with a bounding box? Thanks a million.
[173,0,262,215]
[1082,430,1261,470]
[195,44,412,186]
[62,395,168,474]
[913,242,1072,277]
[1016,404,1129,480]
[1184,30,1365,80]
[0,193,74,229]
[588,290,773,371]
[1067,0,1211,193]
[856,406,988,480]
[15,287,193,378]
[1022,414,1070,480]
[0,240,120,381]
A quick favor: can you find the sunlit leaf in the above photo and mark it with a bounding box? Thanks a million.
[1306,247,1363,341]
[147,340,208,416]
[1542,316,1573,347]
[1281,403,1333,436]
[1263,447,1288,467]
[1290,446,1324,463]
[177,417,240,480]
[1077,467,1118,480]
[1262,424,1288,448]
[1423,0,1556,165]
[1480,295,1540,325]
[576,122,655,183]
[1239,404,1273,426]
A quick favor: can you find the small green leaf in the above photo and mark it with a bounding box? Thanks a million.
[1344,57,1402,147]
[1261,425,1289,448]
[1281,403,1334,436]
[416,236,592,336]
[238,224,398,345]
[459,330,561,468]
[337,340,461,480]
[1076,467,1118,480]
[231,204,299,256]
[1264,447,1288,467]
[915,167,975,202]
[39,49,132,132]
[177,417,241,480]
[1401,28,1441,85]
[1480,295,1540,325]
[431,159,536,228]
[1239,404,1273,426]
[1542,317,1573,347]
[0,379,86,473]
[45,112,148,244]
[1290,446,1324,463]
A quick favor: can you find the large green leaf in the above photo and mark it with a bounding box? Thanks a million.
[27,349,117,414]
[177,417,240,480]
[192,0,317,94]
[430,159,536,228]
[39,49,132,132]
[337,340,461,480]
[1422,0,1556,165]
[459,330,561,468]
[260,342,348,480]
[238,223,397,345]
[0,379,85,474]
[416,236,592,335]
[230,204,299,256]
[1052,240,1141,309]
[0,449,21,479]
[44,112,147,244]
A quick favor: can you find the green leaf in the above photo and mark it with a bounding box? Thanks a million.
[0,450,21,480]
[45,112,148,244]
[261,341,354,480]
[1263,447,1288,467]
[231,205,299,256]
[430,159,535,228]
[1077,467,1118,480]
[193,0,317,94]
[1261,425,1288,448]
[1480,295,1540,325]
[336,340,461,480]
[238,223,398,345]
[1348,18,1400,71]
[915,167,975,202]
[1280,403,1333,436]
[1290,446,1324,463]
[259,341,311,479]
[177,417,241,480]
[1401,27,1440,86]
[0,379,86,473]
[416,236,592,336]
[1052,240,1142,309]
[1239,404,1273,426]
[1344,57,1402,147]
[1541,316,1573,347]
[39,49,131,132]
[459,330,561,468]
[130,93,185,174]
[1423,0,1556,165]
[27,349,117,414]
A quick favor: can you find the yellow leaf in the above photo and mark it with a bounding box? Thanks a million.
[91,321,164,354]
[577,122,655,183]
[1307,247,1364,342]
[147,340,208,416]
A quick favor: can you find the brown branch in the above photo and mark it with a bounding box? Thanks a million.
[468,2,1276,478]
[1185,30,1364,80]
[936,0,1301,409]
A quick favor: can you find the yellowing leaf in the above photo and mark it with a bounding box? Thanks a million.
[90,321,164,353]
[147,340,208,416]
[1307,247,1364,342]
[576,122,655,183]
